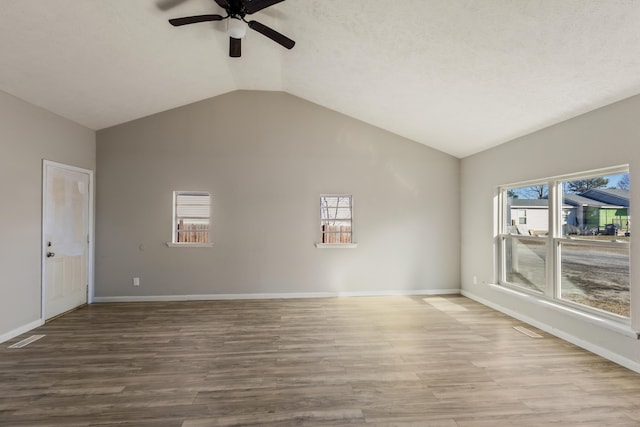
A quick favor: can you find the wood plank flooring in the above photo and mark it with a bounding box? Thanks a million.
[1,295,640,426]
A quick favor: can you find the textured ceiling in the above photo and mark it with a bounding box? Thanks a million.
[2,0,640,158]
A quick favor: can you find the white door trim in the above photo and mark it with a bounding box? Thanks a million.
[41,160,95,320]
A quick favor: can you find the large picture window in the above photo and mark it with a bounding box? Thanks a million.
[499,167,630,319]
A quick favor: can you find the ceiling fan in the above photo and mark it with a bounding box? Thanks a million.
[169,0,295,58]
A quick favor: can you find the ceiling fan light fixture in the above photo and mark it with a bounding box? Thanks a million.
[227,17,247,39]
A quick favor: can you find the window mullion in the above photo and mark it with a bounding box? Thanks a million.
[543,180,554,298]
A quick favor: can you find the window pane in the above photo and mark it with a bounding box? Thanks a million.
[560,173,630,239]
[503,237,546,293]
[503,185,548,236]
[559,243,630,317]
[176,193,210,218]
[321,197,352,218]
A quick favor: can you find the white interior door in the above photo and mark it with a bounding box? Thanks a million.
[43,162,91,320]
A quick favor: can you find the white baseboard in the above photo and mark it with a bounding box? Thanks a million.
[93,288,460,303]
[0,319,44,345]
[461,289,640,374]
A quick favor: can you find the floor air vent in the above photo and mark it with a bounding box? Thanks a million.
[513,326,543,338]
[8,334,45,349]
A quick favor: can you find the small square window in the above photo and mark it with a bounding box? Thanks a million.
[320,195,352,244]
[173,191,210,244]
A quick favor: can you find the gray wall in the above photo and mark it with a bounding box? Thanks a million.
[0,90,95,340]
[96,91,460,298]
[461,94,640,369]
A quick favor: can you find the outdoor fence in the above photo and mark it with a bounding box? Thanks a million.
[177,222,209,243]
[321,225,352,244]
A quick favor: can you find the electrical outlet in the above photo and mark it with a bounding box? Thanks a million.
[133,277,140,286]
[473,276,477,285]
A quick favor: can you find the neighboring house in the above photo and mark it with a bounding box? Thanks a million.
[581,188,630,231]
[508,188,630,235]
[508,199,550,233]
[561,193,597,232]
[564,188,630,234]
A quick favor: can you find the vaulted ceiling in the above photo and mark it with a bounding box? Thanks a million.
[2,0,640,158]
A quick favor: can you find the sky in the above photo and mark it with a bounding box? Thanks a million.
[510,172,629,199]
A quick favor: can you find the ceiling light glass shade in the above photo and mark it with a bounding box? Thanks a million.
[228,18,247,39]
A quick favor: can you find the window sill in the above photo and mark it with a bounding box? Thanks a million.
[165,242,213,248]
[315,243,358,249]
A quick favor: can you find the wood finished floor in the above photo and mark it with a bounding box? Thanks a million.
[1,295,640,426]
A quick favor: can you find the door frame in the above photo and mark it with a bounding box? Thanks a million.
[41,160,95,320]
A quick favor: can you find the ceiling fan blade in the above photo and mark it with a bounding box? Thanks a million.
[214,0,230,9]
[169,14,225,26]
[230,37,242,57]
[244,0,285,14]
[248,20,295,49]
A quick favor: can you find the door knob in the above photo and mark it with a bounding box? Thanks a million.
[46,252,55,258]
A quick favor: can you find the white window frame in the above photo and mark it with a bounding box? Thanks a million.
[166,191,213,248]
[498,165,631,323]
[315,194,357,248]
